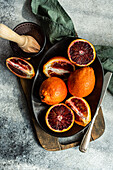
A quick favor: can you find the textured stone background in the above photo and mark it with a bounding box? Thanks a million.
[0,0,113,170]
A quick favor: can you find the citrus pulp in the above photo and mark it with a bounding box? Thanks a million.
[45,103,75,132]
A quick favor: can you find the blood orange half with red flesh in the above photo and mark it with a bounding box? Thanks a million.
[65,96,91,127]
[45,103,75,133]
[68,39,96,66]
[43,56,75,79]
[6,57,35,79]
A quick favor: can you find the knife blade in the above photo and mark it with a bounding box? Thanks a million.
[79,72,112,153]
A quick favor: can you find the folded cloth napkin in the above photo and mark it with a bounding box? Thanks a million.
[31,0,113,94]
[31,0,77,43]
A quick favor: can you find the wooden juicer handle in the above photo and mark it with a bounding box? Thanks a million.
[0,23,27,46]
[0,23,40,53]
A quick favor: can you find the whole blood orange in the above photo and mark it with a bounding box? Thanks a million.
[67,67,95,97]
[65,96,91,127]
[43,56,75,79]
[45,103,75,132]
[39,77,67,105]
[6,57,35,79]
[68,39,96,66]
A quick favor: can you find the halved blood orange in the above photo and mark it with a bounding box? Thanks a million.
[45,103,75,133]
[68,39,96,66]
[43,56,75,79]
[6,57,35,79]
[65,96,91,127]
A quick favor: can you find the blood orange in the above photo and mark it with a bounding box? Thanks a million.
[68,39,96,66]
[45,103,75,133]
[67,67,95,97]
[43,56,75,79]
[6,57,35,79]
[39,77,67,105]
[65,96,91,127]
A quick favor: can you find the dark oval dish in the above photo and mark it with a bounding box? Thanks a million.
[31,37,104,138]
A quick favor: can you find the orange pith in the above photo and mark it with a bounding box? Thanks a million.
[68,39,96,66]
[45,103,75,132]
[65,96,91,127]
[39,77,67,105]
[6,57,35,79]
[67,67,95,97]
[43,56,75,79]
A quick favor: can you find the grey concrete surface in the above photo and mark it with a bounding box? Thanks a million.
[0,0,113,170]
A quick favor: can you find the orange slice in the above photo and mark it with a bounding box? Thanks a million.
[45,103,75,133]
[68,39,96,66]
[65,96,91,127]
[43,56,75,79]
[6,57,35,79]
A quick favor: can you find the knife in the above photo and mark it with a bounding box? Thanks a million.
[79,72,112,152]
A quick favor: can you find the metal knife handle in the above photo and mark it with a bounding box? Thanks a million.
[79,72,112,153]
[79,107,99,152]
